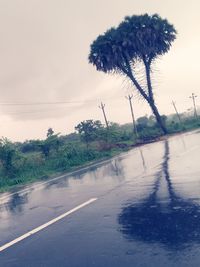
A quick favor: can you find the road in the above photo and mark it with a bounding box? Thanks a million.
[0,130,200,267]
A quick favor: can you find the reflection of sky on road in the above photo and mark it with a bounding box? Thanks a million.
[119,133,200,251]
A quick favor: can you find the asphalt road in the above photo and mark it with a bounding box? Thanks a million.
[0,130,200,267]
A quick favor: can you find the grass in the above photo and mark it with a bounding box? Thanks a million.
[0,146,127,193]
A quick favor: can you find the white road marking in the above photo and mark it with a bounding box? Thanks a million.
[0,198,97,252]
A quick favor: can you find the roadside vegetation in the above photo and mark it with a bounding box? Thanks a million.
[0,114,199,192]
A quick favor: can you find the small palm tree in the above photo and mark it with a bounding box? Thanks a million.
[89,14,177,134]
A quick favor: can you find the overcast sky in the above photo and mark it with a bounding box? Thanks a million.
[0,0,199,141]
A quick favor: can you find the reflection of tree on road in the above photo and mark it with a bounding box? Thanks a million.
[0,193,28,215]
[119,140,200,250]
[138,148,146,171]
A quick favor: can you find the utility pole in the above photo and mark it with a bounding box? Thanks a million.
[172,100,182,125]
[99,102,109,129]
[189,93,198,118]
[126,94,138,138]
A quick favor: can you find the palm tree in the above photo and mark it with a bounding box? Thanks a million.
[89,14,177,134]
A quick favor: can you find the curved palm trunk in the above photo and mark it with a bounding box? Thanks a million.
[121,58,168,135]
[144,61,168,135]
[148,98,168,134]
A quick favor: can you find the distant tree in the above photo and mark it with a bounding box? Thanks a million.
[75,120,103,147]
[89,14,176,134]
[148,115,156,126]
[62,132,79,143]
[20,140,40,153]
[47,127,54,137]
[0,138,18,175]
[161,115,167,127]
[39,140,51,158]
[39,130,60,158]
[137,116,149,128]
[103,122,123,143]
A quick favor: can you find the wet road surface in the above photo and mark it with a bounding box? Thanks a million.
[0,130,200,266]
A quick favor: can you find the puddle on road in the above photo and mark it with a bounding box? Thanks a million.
[119,138,200,252]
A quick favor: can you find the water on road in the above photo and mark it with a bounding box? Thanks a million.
[0,130,200,266]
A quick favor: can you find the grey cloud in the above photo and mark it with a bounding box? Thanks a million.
[0,0,199,140]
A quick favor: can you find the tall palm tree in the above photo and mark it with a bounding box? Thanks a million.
[89,14,177,134]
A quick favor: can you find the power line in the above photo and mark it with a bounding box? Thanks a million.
[0,106,73,116]
[0,101,94,106]
[0,109,65,116]
[0,96,124,116]
[0,95,125,106]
